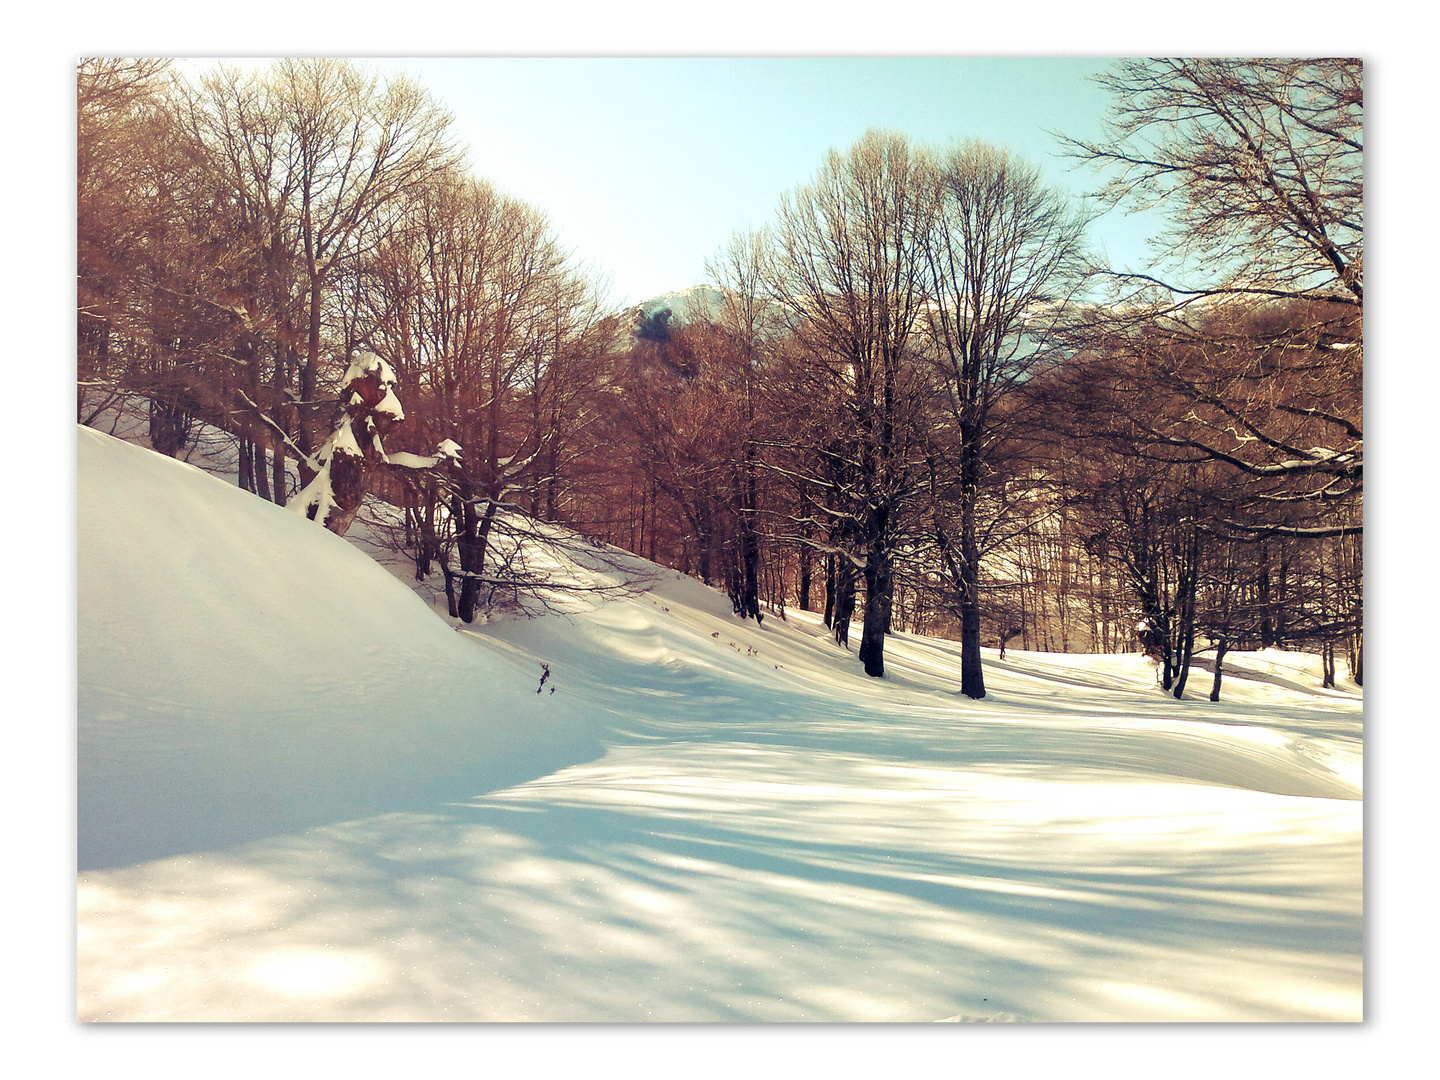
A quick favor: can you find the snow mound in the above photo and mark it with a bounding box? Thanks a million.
[78,427,602,870]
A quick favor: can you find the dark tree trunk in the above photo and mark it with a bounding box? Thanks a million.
[695,509,713,585]
[415,486,437,581]
[441,562,458,618]
[958,513,985,700]
[737,519,761,621]
[456,486,481,623]
[253,441,272,501]
[238,436,254,492]
[237,337,260,495]
[271,344,291,505]
[148,397,191,457]
[1274,554,1291,645]
[1348,577,1363,686]
[959,603,984,696]
[950,425,986,699]
[296,279,323,487]
[832,561,856,648]
[798,545,813,612]
[857,545,893,678]
[1171,526,1201,699]
[740,460,761,621]
[1172,626,1195,698]
[1208,638,1229,702]
[271,444,287,506]
[823,552,837,629]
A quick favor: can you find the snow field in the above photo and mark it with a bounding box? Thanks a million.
[76,426,1363,1021]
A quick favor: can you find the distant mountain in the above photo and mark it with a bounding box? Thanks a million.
[632,284,728,325]
[623,283,798,345]
[621,284,730,342]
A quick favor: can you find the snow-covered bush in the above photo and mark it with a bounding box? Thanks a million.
[291,353,404,536]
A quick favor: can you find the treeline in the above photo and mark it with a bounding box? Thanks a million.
[78,58,617,624]
[78,58,1362,698]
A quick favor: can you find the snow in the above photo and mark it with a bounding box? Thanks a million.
[336,350,404,421]
[339,350,397,390]
[331,415,363,458]
[77,425,1363,1023]
[383,451,440,470]
[371,385,404,420]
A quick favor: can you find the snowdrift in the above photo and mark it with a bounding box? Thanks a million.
[77,425,1363,1022]
[78,426,602,870]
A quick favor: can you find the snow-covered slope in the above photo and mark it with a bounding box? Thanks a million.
[77,426,1363,1022]
[78,427,603,870]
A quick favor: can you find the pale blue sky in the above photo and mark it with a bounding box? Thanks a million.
[365,57,1168,307]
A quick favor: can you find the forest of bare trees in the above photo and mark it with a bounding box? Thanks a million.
[78,57,1363,699]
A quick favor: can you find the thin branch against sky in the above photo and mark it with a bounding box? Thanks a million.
[176,57,1174,306]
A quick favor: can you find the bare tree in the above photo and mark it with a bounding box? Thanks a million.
[705,230,785,622]
[1073,299,1361,540]
[920,141,1090,697]
[77,58,174,416]
[177,59,460,495]
[362,169,612,622]
[1059,59,1362,539]
[767,131,935,677]
[1059,58,1362,307]
[78,58,204,442]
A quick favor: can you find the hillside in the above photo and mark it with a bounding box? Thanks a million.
[77,425,1363,1022]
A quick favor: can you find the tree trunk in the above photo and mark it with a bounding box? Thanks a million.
[738,517,761,621]
[456,485,481,623]
[958,512,986,700]
[953,426,987,698]
[415,486,437,581]
[441,562,458,618]
[545,445,559,522]
[1171,525,1201,699]
[1348,563,1363,686]
[253,441,272,501]
[959,598,985,696]
[823,552,837,629]
[238,436,254,492]
[832,561,856,648]
[798,544,813,612]
[271,444,287,506]
[271,345,292,505]
[696,511,712,584]
[857,544,892,678]
[739,458,761,621]
[148,396,190,457]
[1172,626,1195,698]
[296,277,323,486]
[1208,638,1229,702]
